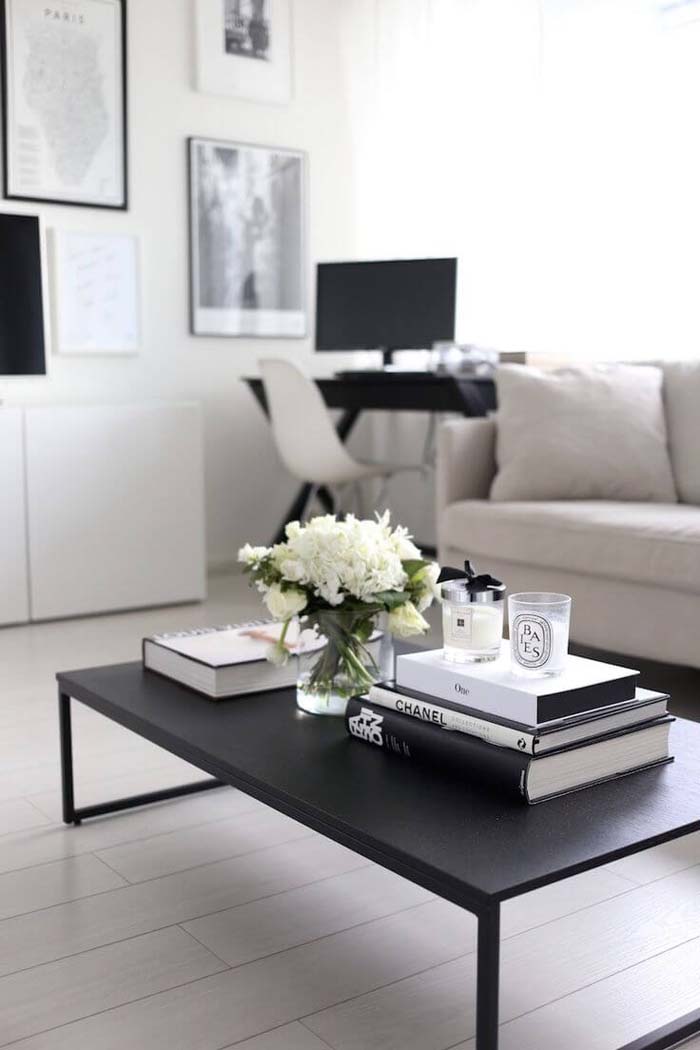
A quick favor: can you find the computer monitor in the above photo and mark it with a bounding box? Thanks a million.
[315,258,457,366]
[0,214,46,376]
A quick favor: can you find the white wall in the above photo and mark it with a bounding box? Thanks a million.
[340,0,700,363]
[1,0,365,569]
[336,0,700,548]
[9,0,697,567]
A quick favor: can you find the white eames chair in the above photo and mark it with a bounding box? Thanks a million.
[259,359,423,518]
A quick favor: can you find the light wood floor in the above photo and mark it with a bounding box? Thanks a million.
[1,573,700,1050]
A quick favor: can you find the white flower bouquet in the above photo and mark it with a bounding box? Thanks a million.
[238,513,439,713]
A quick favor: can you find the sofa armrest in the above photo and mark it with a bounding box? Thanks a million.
[436,418,497,517]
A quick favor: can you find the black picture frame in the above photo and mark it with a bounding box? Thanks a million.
[0,213,46,375]
[188,135,308,339]
[0,0,129,210]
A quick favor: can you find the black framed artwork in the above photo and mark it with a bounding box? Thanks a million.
[188,136,306,338]
[0,0,128,209]
[0,213,46,375]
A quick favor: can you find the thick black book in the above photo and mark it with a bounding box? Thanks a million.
[345,698,673,804]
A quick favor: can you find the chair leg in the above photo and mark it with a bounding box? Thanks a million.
[375,475,391,512]
[354,481,367,518]
[300,484,319,523]
[422,413,439,469]
[332,484,348,516]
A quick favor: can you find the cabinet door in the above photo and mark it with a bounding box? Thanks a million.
[0,409,30,625]
[25,403,206,620]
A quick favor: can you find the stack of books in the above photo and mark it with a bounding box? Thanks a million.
[345,643,674,803]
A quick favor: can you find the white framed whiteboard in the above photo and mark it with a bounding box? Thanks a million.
[52,231,141,355]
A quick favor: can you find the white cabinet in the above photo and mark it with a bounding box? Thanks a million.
[0,409,30,625]
[24,402,207,620]
[0,402,206,624]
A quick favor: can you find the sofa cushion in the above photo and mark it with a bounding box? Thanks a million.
[490,364,678,504]
[441,500,700,594]
[663,362,700,505]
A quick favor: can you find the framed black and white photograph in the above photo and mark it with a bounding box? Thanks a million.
[194,0,292,105]
[0,0,128,209]
[189,137,306,339]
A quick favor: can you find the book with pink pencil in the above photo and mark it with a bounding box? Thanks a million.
[142,620,324,699]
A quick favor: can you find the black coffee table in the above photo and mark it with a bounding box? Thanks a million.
[57,663,700,1050]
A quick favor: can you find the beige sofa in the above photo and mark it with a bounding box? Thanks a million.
[436,362,700,669]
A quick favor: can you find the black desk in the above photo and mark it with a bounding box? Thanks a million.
[244,373,496,543]
[58,663,700,1050]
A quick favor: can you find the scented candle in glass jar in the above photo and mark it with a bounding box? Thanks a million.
[439,561,506,663]
[508,592,572,676]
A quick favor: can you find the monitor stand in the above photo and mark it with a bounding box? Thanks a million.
[334,348,432,380]
[378,347,432,373]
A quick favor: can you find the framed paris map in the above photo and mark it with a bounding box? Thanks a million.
[0,0,128,209]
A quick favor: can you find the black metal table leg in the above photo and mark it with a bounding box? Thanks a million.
[58,689,227,825]
[472,898,700,1050]
[59,691,78,824]
[476,902,500,1050]
[619,1006,700,1049]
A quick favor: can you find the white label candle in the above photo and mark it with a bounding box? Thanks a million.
[438,561,506,663]
[441,598,504,663]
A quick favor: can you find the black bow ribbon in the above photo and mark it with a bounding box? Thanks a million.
[436,559,504,593]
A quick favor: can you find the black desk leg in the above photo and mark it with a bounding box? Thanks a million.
[58,690,227,825]
[59,691,77,825]
[271,408,361,545]
[273,483,316,544]
[476,902,500,1050]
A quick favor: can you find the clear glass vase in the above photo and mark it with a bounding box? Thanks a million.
[296,610,394,716]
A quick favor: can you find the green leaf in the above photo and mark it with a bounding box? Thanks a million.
[354,618,375,643]
[373,590,411,609]
[402,559,428,579]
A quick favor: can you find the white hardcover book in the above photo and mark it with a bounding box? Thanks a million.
[368,684,668,755]
[143,621,324,699]
[396,642,639,724]
[368,684,536,752]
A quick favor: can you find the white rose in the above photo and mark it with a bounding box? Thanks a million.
[280,558,305,582]
[263,583,308,620]
[415,562,441,612]
[387,600,430,639]
[270,544,289,569]
[237,543,270,566]
[391,525,422,561]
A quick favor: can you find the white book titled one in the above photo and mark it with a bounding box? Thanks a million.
[395,643,639,725]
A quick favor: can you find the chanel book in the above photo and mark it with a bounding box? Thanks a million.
[143,621,323,699]
[396,643,639,724]
[345,698,673,804]
[368,683,669,755]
